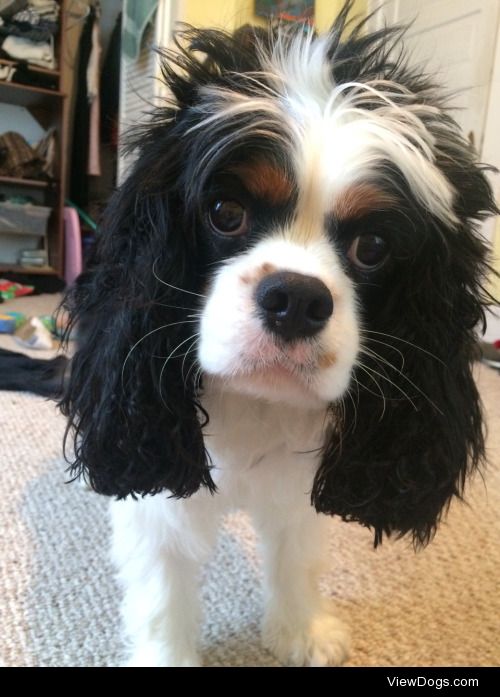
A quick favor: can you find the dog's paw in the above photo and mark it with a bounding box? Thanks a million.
[125,642,201,667]
[262,607,350,667]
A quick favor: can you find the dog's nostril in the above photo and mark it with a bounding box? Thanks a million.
[308,295,333,322]
[260,289,288,314]
[255,271,334,342]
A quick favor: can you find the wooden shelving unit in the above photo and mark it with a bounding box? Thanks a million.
[0,263,59,275]
[0,175,50,188]
[0,57,61,77]
[0,0,69,277]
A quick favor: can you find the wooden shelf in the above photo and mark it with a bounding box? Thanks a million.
[0,263,58,275]
[0,176,51,188]
[0,80,64,107]
[0,58,61,77]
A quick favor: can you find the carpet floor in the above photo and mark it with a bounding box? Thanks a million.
[0,296,499,667]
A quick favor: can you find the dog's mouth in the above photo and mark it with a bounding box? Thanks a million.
[240,335,324,374]
[244,359,311,381]
[219,337,333,404]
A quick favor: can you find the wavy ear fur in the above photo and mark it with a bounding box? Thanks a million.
[59,24,269,499]
[309,4,499,546]
[60,133,215,499]
[313,121,497,547]
[59,21,287,499]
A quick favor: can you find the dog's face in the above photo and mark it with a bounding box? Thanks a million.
[198,173,361,407]
[61,7,497,546]
[180,24,472,409]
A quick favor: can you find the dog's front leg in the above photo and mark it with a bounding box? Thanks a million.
[110,497,217,667]
[254,508,350,667]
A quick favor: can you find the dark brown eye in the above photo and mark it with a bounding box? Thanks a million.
[208,200,248,236]
[348,234,389,270]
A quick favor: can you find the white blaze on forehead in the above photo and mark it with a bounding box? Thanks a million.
[263,29,458,231]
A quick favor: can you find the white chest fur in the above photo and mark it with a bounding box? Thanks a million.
[111,381,347,668]
[200,381,328,511]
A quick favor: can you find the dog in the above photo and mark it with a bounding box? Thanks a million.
[2,2,496,666]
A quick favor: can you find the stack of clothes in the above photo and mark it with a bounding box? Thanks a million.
[0,0,59,84]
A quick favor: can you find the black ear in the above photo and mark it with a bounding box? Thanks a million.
[313,129,497,547]
[58,23,270,500]
[60,134,214,499]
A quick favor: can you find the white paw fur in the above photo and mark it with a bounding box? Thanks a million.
[125,642,201,668]
[263,606,350,667]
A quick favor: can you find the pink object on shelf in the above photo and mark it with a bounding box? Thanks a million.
[64,206,82,286]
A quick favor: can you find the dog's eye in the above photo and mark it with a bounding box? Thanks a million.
[348,234,389,270]
[208,200,248,236]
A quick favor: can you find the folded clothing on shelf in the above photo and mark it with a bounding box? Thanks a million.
[0,17,58,42]
[7,1,59,39]
[14,1,59,22]
[0,33,55,69]
[18,247,48,266]
[0,1,28,20]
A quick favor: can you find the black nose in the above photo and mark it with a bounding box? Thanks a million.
[255,271,334,342]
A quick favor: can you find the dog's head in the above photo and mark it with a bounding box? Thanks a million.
[61,3,497,546]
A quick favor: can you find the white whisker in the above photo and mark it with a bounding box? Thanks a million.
[360,329,445,365]
[355,362,388,419]
[152,258,206,299]
[158,333,201,408]
[121,320,199,391]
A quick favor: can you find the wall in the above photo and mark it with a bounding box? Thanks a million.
[481,10,500,336]
[179,0,259,29]
[471,4,500,339]
[315,0,366,32]
[178,0,366,31]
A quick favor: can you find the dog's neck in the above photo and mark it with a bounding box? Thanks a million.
[200,376,328,476]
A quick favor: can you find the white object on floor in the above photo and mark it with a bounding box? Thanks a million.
[15,316,53,350]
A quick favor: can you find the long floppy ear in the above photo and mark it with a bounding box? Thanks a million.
[59,130,215,499]
[59,24,268,499]
[313,119,497,547]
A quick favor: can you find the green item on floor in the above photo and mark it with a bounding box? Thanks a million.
[0,279,34,301]
[39,314,56,334]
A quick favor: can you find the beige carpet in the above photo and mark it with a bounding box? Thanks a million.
[0,295,499,667]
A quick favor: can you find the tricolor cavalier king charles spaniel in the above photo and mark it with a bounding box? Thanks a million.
[6,2,498,667]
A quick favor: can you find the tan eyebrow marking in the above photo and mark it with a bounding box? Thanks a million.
[240,262,277,285]
[333,184,397,220]
[231,161,293,206]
